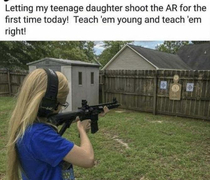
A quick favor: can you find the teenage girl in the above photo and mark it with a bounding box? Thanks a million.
[7,69,102,180]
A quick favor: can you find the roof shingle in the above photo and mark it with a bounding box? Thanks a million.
[128,45,192,70]
[177,43,210,70]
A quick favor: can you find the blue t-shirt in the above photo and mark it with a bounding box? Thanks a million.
[16,123,74,180]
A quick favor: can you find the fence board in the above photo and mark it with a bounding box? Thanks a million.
[100,70,210,120]
[0,70,27,96]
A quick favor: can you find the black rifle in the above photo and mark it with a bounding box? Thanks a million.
[47,98,120,136]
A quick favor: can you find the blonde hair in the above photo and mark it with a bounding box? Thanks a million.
[7,69,69,180]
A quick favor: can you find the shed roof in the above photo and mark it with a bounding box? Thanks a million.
[177,43,210,70]
[128,45,192,70]
[27,58,100,67]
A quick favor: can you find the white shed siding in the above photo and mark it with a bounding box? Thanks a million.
[28,58,100,111]
[29,66,36,72]
[72,66,99,110]
[61,66,73,111]
[105,47,156,70]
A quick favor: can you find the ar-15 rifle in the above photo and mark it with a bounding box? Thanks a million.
[47,98,120,136]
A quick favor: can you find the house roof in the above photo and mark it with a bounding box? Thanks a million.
[27,58,100,67]
[128,45,192,70]
[102,44,192,70]
[177,43,210,70]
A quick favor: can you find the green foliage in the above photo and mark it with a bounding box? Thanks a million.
[98,41,132,67]
[0,41,95,70]
[0,41,49,70]
[156,41,189,54]
[45,41,95,62]
[0,97,16,179]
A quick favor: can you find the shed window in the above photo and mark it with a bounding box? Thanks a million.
[78,72,82,85]
[91,72,94,84]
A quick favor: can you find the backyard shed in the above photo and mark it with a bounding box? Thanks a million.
[27,58,100,111]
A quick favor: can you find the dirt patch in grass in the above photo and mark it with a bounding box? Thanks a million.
[0,174,5,180]
[112,135,130,149]
[101,130,131,150]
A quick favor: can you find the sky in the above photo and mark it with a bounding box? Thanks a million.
[93,41,164,55]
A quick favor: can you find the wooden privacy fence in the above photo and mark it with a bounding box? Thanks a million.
[0,70,27,96]
[100,70,210,120]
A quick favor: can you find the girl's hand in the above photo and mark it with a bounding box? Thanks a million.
[99,106,110,117]
[76,117,91,133]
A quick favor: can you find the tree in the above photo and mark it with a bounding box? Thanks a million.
[0,41,51,70]
[31,41,95,62]
[98,41,132,67]
[0,41,95,70]
[156,41,189,54]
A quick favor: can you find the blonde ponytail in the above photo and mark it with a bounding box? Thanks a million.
[7,69,69,180]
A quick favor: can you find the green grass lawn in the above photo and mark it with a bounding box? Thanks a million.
[1,96,210,180]
[0,96,16,179]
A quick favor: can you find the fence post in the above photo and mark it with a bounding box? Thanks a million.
[100,70,105,103]
[153,70,158,115]
[7,70,12,95]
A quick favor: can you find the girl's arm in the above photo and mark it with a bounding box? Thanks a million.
[63,120,94,168]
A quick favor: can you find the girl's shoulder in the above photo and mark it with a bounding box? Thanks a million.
[32,122,53,129]
[25,122,56,136]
